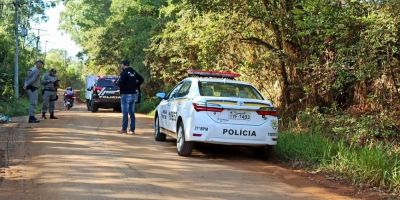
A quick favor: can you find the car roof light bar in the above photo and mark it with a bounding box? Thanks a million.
[187,69,240,79]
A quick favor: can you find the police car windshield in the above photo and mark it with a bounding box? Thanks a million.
[198,81,264,100]
[96,78,117,87]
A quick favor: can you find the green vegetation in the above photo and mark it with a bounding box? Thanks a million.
[0,97,41,117]
[0,0,53,99]
[0,0,399,194]
[276,131,400,192]
[276,110,400,192]
[147,109,156,117]
[0,1,84,108]
[136,97,160,115]
[44,49,84,89]
[324,143,400,191]
[79,87,87,103]
[0,1,49,117]
[58,0,399,192]
[275,131,336,166]
[59,0,399,113]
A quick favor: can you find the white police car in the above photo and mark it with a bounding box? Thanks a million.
[154,70,278,157]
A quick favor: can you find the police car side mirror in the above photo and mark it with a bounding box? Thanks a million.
[155,92,166,100]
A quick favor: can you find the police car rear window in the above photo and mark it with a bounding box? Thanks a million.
[96,78,117,87]
[198,81,264,100]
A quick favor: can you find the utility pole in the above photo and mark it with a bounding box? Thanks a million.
[64,50,67,69]
[44,40,48,62]
[31,28,46,59]
[36,29,40,52]
[14,0,20,99]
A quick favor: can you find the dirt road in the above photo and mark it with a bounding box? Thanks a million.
[0,103,375,200]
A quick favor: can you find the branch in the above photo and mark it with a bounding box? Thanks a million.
[240,37,283,57]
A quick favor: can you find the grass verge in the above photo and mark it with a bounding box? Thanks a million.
[0,97,41,117]
[275,131,400,193]
[275,131,336,166]
[136,98,159,115]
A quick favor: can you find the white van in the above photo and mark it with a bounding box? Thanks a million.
[85,75,98,110]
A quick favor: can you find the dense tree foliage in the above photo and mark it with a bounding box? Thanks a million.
[60,0,399,114]
[148,0,400,113]
[0,0,84,101]
[45,49,83,89]
[0,0,53,99]
[60,0,166,96]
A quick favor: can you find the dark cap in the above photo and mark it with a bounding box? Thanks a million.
[121,60,130,66]
[35,60,44,65]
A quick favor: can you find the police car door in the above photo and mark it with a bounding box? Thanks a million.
[161,83,182,131]
[168,81,192,132]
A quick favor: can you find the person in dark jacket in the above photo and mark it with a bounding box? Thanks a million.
[116,60,144,134]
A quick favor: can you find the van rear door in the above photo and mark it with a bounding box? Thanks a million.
[85,75,98,100]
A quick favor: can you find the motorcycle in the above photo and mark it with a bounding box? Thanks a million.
[64,95,74,110]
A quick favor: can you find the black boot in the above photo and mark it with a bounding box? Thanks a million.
[49,113,58,119]
[42,112,47,119]
[28,116,40,123]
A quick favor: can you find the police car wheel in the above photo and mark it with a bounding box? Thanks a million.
[91,101,99,112]
[154,115,166,141]
[252,146,272,160]
[176,122,193,156]
[113,107,121,112]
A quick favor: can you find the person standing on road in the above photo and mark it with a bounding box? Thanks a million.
[24,60,44,123]
[116,60,144,134]
[41,69,59,119]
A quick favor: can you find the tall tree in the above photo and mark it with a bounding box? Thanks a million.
[0,0,50,99]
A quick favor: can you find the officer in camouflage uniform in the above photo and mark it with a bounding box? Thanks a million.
[41,69,59,119]
[24,60,44,123]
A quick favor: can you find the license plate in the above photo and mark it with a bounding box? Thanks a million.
[229,111,251,120]
[268,132,277,137]
[100,96,120,99]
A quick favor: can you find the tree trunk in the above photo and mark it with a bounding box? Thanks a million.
[273,25,290,109]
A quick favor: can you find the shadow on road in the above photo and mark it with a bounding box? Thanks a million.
[0,102,379,200]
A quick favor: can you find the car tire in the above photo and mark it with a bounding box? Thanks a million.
[253,145,273,160]
[91,101,99,113]
[113,106,121,112]
[154,115,166,142]
[176,121,193,156]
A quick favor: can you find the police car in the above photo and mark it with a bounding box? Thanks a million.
[86,76,121,112]
[154,70,278,157]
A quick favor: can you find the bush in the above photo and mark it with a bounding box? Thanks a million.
[147,109,156,117]
[293,108,399,146]
[79,87,87,102]
[330,112,399,146]
[136,97,159,114]
[277,108,400,193]
[275,131,337,166]
[323,143,400,191]
[295,107,326,134]
[0,97,40,117]
[275,131,400,192]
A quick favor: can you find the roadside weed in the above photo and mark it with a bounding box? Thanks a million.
[276,130,400,192]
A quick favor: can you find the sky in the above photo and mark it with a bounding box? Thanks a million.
[32,3,82,57]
